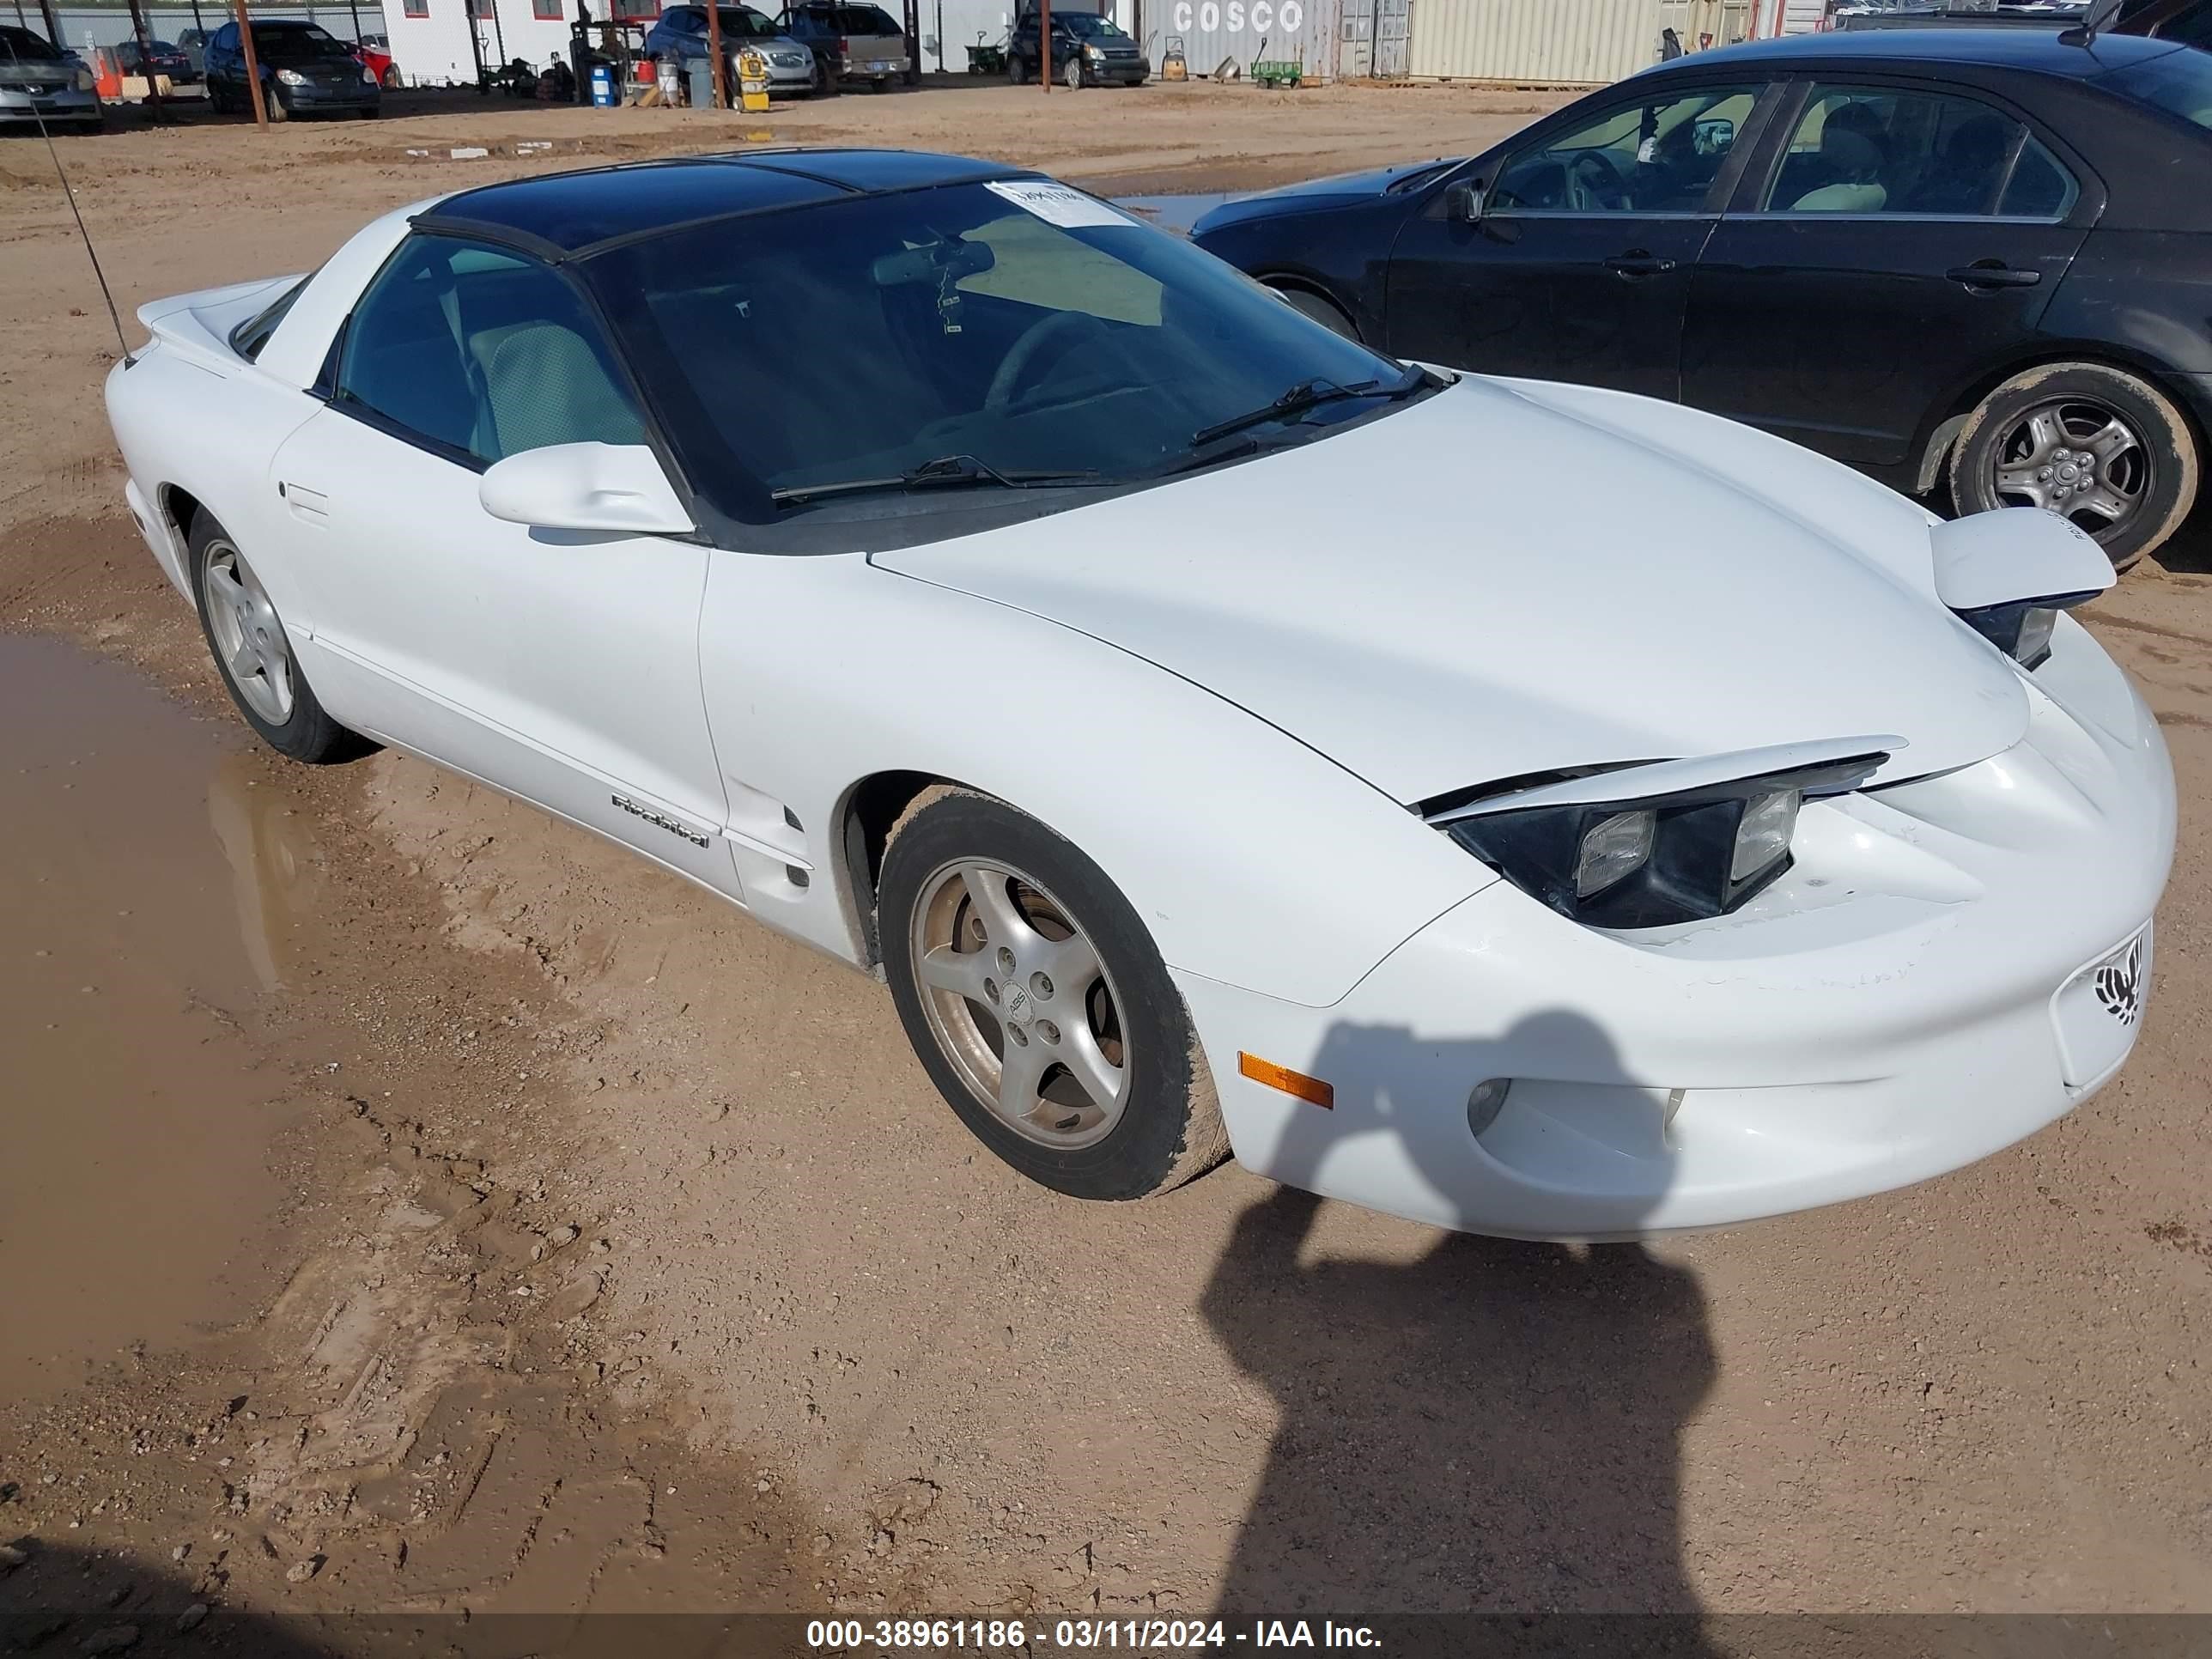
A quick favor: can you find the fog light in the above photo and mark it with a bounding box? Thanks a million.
[1467,1077,1510,1138]
[1729,789,1799,884]
[1573,810,1653,898]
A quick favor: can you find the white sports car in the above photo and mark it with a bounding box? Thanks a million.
[105,149,2174,1239]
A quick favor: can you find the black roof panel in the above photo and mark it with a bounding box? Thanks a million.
[1650,25,2179,77]
[420,149,1023,254]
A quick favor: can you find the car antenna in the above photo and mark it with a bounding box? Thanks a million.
[2059,0,2124,46]
[27,97,132,366]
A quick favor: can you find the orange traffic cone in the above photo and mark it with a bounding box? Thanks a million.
[92,46,122,100]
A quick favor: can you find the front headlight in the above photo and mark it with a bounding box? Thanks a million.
[1084,42,1103,57]
[362,65,378,84]
[276,67,307,84]
[76,64,96,89]
[1432,746,1891,928]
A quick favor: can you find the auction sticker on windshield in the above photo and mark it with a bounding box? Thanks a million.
[984,179,1135,229]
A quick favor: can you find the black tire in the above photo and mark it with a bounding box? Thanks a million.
[1948,360,2200,574]
[880,786,1229,1202]
[381,64,400,88]
[1267,282,1359,341]
[187,511,375,765]
[356,105,380,118]
[1006,52,1024,83]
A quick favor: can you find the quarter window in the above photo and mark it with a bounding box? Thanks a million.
[1760,85,2079,218]
[403,0,428,16]
[1489,86,1762,215]
[335,234,649,467]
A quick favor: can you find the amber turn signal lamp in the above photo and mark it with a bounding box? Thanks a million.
[1237,1052,1334,1109]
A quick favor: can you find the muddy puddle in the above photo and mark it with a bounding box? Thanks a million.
[0,634,324,1400]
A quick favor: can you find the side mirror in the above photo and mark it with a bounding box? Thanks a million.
[479,442,695,537]
[1444,179,1485,222]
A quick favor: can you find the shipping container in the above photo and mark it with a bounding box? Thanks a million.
[1152,0,1335,82]
[1406,0,1663,83]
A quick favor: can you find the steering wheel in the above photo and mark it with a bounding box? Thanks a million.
[985,309,1110,410]
[1568,152,1630,213]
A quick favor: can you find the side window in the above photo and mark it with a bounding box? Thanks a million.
[230,275,310,362]
[336,235,649,467]
[1490,85,1761,215]
[1760,84,2075,218]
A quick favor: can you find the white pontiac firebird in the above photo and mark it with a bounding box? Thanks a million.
[105,149,2175,1240]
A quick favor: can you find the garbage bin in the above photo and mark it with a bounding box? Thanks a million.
[685,55,714,106]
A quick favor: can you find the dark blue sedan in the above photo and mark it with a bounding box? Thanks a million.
[1194,27,2212,570]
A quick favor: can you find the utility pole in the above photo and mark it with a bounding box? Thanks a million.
[125,0,165,113]
[234,0,269,125]
[1038,0,1047,89]
[35,0,58,47]
[705,0,726,106]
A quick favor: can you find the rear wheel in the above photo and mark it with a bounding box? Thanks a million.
[380,64,400,88]
[880,787,1228,1202]
[1949,361,2199,574]
[189,512,374,765]
[1267,281,1359,341]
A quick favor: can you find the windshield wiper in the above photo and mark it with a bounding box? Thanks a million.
[1188,368,1428,449]
[770,453,1104,507]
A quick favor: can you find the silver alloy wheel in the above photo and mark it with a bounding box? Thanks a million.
[908,858,1130,1148]
[1990,399,2148,537]
[201,540,295,725]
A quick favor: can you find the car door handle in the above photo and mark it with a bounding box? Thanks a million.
[1604,252,1677,279]
[1946,263,2042,290]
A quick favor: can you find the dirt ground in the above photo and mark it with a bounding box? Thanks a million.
[3,79,2212,1650]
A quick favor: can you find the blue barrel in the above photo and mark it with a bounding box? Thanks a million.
[589,61,617,106]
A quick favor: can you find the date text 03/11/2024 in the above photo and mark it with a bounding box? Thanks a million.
[806,1620,1383,1650]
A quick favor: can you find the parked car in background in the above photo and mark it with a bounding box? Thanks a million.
[0,23,102,131]
[644,5,822,94]
[352,33,400,88]
[1007,8,1148,86]
[114,37,198,84]
[1194,29,2212,570]
[105,151,2174,1237]
[777,1,910,89]
[205,19,381,118]
[2118,0,2212,43]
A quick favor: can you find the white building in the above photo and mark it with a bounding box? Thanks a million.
[377,0,605,84]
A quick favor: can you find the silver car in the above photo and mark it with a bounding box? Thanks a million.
[644,5,823,95]
[0,24,102,131]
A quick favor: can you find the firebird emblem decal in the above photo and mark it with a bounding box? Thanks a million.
[611,793,712,848]
[2094,939,2145,1027]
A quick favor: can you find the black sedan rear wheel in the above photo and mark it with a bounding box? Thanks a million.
[1950,361,2199,573]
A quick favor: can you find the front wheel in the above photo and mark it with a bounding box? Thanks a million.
[1267,282,1358,341]
[1061,53,1083,88]
[1006,52,1024,82]
[880,787,1229,1201]
[189,512,374,765]
[1948,361,2200,574]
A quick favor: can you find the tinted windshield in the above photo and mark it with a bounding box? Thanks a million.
[2105,47,2212,130]
[586,179,1421,528]
[255,24,353,61]
[720,8,783,36]
[1055,13,1127,34]
[0,23,64,58]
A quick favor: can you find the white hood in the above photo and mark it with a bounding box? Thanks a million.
[875,377,2030,806]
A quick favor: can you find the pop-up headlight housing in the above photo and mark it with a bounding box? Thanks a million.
[1930,507,2114,670]
[1427,738,1899,929]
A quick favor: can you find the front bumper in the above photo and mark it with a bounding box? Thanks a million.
[1182,615,2175,1238]
[1081,56,1148,81]
[0,85,101,122]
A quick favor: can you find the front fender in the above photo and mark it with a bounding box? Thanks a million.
[696,551,1489,1007]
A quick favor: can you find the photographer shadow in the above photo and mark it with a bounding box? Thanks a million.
[1200,1012,1717,1633]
